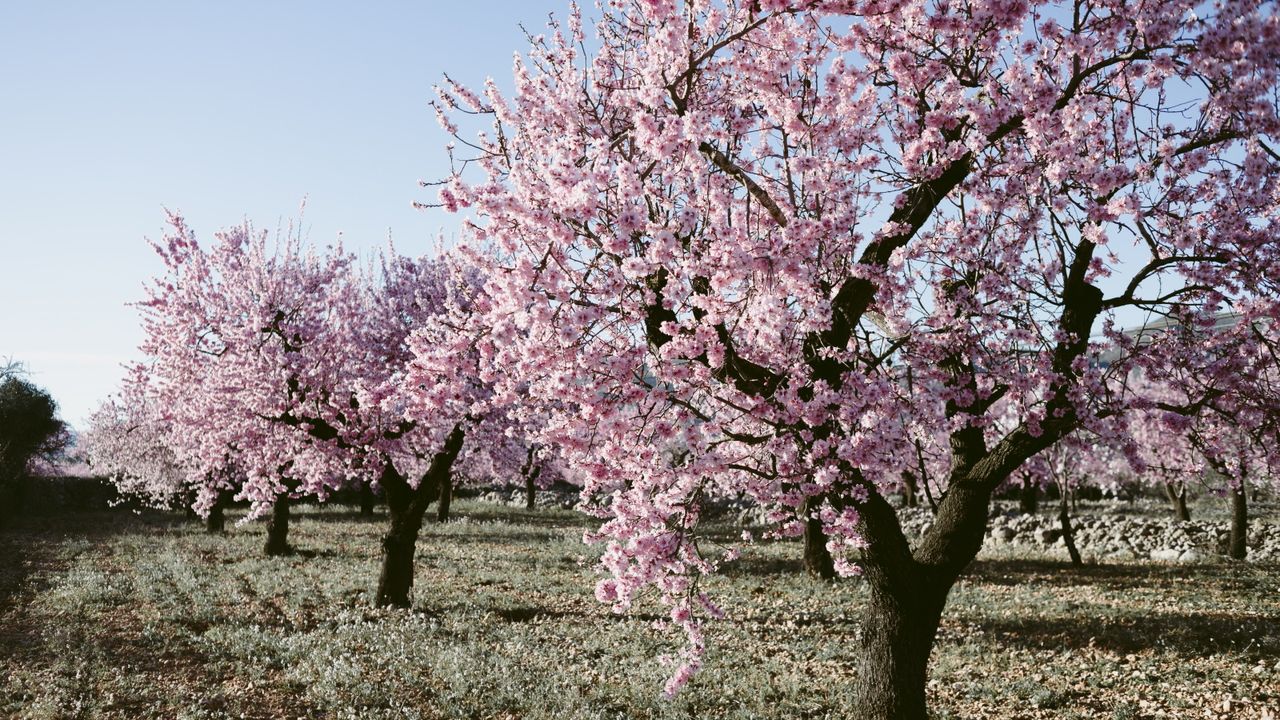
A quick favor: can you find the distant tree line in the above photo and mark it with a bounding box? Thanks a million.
[0,360,71,525]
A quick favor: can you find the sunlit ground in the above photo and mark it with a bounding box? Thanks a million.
[1,501,1276,719]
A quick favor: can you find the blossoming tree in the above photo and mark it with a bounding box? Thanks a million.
[139,215,519,604]
[430,1,1280,715]
[81,365,249,532]
[1130,318,1280,559]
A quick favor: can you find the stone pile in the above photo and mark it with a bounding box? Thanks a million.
[477,489,1279,562]
[896,505,1280,563]
[474,486,579,510]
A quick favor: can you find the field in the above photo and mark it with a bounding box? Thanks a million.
[1,501,1277,720]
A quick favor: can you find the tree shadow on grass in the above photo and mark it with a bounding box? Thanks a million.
[723,554,807,578]
[449,505,593,530]
[951,558,1280,659]
[0,510,176,615]
[0,510,327,718]
[954,607,1280,658]
[421,529,574,546]
[961,557,1277,592]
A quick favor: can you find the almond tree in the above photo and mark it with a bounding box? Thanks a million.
[430,2,1280,715]
[82,366,216,523]
[139,215,515,605]
[1132,320,1280,559]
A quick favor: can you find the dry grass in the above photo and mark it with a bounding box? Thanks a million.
[1,501,1276,719]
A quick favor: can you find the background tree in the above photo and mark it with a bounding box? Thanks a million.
[82,366,251,535]
[0,369,70,522]
[138,215,522,606]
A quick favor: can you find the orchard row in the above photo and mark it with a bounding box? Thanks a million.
[82,2,1280,718]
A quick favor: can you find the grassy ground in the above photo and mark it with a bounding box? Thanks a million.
[1,501,1276,719]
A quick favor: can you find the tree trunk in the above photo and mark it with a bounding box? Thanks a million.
[378,488,425,608]
[264,493,291,556]
[360,483,375,516]
[843,243,1103,719]
[521,446,542,510]
[205,491,229,533]
[1229,480,1247,561]
[900,471,919,508]
[855,574,947,720]
[803,497,836,580]
[1164,481,1190,522]
[524,468,541,510]
[851,489,959,720]
[1018,477,1038,514]
[1058,486,1082,567]
[436,473,453,523]
[375,425,466,608]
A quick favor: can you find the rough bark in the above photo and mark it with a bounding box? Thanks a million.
[852,489,956,720]
[1058,486,1083,567]
[1164,481,1191,522]
[375,425,466,608]
[1229,480,1247,561]
[856,571,948,720]
[264,493,291,556]
[378,488,423,608]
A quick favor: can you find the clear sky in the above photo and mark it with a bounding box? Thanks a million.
[0,1,553,429]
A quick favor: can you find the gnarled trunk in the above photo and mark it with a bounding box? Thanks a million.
[375,425,466,608]
[379,487,426,608]
[856,573,948,720]
[851,488,980,720]
[1229,480,1247,561]
[1164,481,1190,522]
[264,492,291,556]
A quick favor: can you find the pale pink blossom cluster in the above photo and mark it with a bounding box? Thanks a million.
[93,213,543,522]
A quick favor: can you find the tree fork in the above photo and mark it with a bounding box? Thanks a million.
[852,488,951,720]
[375,424,466,608]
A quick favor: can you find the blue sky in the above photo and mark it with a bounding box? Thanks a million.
[0,1,552,428]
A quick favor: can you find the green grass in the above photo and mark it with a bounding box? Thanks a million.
[1,502,1277,719]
